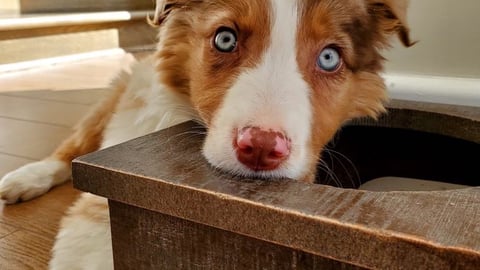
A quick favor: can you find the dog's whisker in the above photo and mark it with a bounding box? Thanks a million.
[168,131,206,145]
[325,151,340,186]
[325,148,361,188]
[317,159,342,188]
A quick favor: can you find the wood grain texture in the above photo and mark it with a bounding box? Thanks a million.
[18,0,154,13]
[110,201,362,270]
[0,183,80,270]
[350,106,480,144]
[388,99,480,121]
[0,222,17,239]
[1,89,110,105]
[0,29,118,64]
[0,95,90,127]
[0,54,137,92]
[1,182,80,236]
[0,117,72,159]
[0,20,155,42]
[0,229,53,270]
[0,17,157,64]
[74,101,480,269]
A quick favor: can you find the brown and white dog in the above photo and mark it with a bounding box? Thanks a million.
[0,0,411,268]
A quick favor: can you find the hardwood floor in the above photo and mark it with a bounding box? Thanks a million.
[0,53,141,269]
[0,184,80,269]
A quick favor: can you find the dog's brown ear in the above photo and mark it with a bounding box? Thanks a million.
[368,0,414,47]
[149,0,189,26]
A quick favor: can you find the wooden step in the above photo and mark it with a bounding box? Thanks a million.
[2,0,154,13]
[0,11,157,65]
[0,11,152,31]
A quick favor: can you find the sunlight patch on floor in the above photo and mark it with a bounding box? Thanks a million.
[0,51,136,92]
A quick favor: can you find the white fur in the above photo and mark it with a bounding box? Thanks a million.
[203,0,313,179]
[0,159,70,204]
[50,194,113,270]
[101,56,196,149]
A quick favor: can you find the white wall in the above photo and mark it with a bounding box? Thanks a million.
[385,0,480,78]
[383,0,480,107]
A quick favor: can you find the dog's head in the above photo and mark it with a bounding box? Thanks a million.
[151,0,412,182]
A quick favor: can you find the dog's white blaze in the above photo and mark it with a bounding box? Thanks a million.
[203,0,313,179]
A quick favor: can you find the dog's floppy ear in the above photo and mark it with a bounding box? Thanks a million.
[149,0,189,26]
[368,0,414,47]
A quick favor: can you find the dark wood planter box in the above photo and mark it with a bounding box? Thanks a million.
[73,100,480,269]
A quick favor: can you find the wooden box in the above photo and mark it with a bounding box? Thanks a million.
[73,101,480,269]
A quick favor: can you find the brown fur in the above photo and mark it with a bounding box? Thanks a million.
[51,72,129,164]
[155,0,272,123]
[52,0,410,183]
[152,0,411,182]
[296,0,410,181]
[61,193,109,225]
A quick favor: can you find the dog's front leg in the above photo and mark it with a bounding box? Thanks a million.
[0,73,129,204]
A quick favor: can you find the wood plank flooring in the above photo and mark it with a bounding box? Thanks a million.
[0,53,137,269]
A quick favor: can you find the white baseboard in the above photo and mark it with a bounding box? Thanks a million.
[384,73,480,107]
[0,11,151,31]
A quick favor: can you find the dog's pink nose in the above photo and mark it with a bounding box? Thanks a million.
[234,127,291,171]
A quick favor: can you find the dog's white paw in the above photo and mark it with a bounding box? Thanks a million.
[0,159,71,204]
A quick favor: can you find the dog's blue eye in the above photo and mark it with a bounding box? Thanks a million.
[317,47,341,72]
[214,28,237,53]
